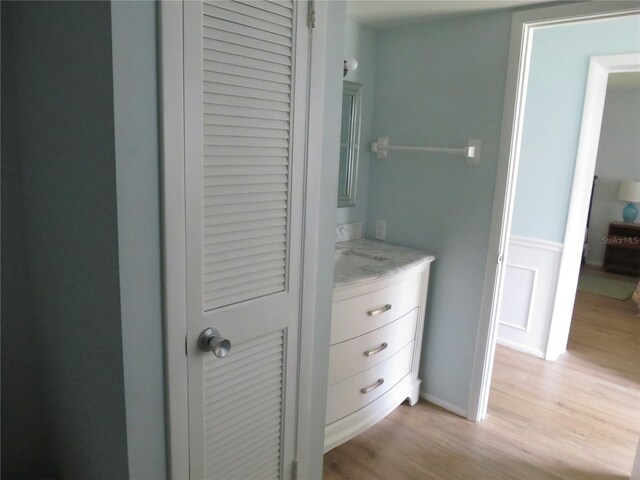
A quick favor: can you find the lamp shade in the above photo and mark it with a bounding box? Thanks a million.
[618,180,640,203]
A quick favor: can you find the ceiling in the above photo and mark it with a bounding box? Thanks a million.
[346,0,558,28]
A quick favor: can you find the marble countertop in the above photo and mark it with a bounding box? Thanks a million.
[334,239,435,289]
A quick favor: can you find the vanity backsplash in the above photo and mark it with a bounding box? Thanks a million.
[336,222,363,243]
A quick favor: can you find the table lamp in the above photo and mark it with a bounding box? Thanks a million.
[618,180,640,223]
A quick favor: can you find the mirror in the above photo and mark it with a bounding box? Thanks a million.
[338,81,362,208]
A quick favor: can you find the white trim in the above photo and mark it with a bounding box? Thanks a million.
[498,263,537,333]
[498,236,563,356]
[584,260,603,267]
[295,1,332,477]
[496,338,545,359]
[468,1,640,423]
[420,392,467,418]
[510,235,563,253]
[158,2,189,478]
[499,320,529,333]
[545,53,640,361]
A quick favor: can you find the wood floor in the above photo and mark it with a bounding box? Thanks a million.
[323,288,640,479]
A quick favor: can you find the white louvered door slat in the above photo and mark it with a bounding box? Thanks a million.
[203,4,292,36]
[202,17,292,47]
[204,103,290,121]
[202,31,292,58]
[183,1,309,479]
[235,0,293,19]
[203,39,292,66]
[214,1,293,26]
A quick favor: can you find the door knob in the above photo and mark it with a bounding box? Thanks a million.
[198,328,231,358]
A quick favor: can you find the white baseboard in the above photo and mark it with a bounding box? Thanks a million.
[544,349,566,361]
[584,260,603,267]
[419,392,467,418]
[496,337,545,359]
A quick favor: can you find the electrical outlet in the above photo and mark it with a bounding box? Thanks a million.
[375,220,387,241]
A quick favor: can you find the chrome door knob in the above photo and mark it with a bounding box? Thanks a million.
[198,328,231,358]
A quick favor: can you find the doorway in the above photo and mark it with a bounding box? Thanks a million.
[495,66,640,360]
[486,68,640,474]
[469,1,640,423]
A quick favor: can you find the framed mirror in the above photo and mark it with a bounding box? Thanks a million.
[338,81,362,208]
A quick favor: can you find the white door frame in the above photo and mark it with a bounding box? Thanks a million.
[159,3,190,476]
[158,2,329,478]
[467,1,640,422]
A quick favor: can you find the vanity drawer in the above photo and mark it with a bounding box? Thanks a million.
[328,308,418,386]
[325,341,414,425]
[331,275,421,345]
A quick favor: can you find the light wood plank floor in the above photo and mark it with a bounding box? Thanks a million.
[323,288,640,479]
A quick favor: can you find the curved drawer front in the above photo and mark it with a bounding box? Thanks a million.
[328,308,418,386]
[330,275,421,345]
[326,341,414,425]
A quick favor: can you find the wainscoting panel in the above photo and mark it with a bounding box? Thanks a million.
[500,265,536,332]
[497,236,563,358]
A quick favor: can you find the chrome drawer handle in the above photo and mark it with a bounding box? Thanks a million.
[367,304,391,317]
[364,342,388,357]
[360,378,384,394]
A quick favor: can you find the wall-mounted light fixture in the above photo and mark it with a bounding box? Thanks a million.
[343,58,358,77]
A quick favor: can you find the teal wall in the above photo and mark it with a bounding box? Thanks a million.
[1,2,140,477]
[336,19,376,227]
[511,15,640,242]
[1,4,53,476]
[366,11,513,411]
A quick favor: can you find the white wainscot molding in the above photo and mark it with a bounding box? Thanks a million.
[497,236,563,359]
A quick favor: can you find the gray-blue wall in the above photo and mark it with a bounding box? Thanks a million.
[366,11,513,411]
[1,2,129,478]
[1,4,53,476]
[511,15,640,242]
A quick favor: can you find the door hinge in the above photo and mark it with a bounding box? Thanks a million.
[308,0,316,29]
[291,460,299,480]
[185,335,188,356]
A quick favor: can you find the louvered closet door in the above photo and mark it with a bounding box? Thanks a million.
[183,2,309,479]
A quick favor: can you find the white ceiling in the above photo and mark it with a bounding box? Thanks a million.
[346,0,558,28]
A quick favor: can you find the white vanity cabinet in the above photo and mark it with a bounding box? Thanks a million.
[325,252,433,452]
